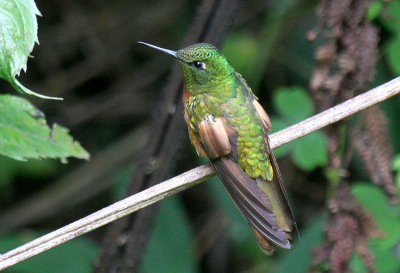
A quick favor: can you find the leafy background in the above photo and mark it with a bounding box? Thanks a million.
[0,0,399,272]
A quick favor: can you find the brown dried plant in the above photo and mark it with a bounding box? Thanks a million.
[308,0,396,271]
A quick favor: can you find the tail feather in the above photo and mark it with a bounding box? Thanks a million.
[211,157,292,250]
[268,147,299,239]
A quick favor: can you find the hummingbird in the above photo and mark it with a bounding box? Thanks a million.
[139,42,296,254]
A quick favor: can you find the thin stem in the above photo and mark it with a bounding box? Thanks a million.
[1,76,399,270]
[270,77,400,148]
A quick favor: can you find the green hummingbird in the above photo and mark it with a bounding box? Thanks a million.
[139,42,296,254]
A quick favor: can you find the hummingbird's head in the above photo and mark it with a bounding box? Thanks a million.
[176,43,234,91]
[139,42,234,94]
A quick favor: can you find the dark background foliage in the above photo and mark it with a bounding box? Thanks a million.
[0,0,399,272]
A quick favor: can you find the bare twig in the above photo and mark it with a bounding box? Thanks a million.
[0,76,399,270]
[269,77,399,148]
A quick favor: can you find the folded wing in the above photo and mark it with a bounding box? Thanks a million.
[197,115,291,250]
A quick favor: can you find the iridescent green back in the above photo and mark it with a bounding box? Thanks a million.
[183,66,273,181]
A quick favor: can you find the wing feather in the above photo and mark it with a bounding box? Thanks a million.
[195,109,294,251]
[253,99,272,131]
[198,116,231,159]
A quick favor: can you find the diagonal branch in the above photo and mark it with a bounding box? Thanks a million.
[1,76,399,270]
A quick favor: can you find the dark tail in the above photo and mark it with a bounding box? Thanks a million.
[211,157,292,252]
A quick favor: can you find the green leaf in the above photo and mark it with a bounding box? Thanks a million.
[367,1,382,21]
[351,183,394,218]
[0,233,98,273]
[387,36,400,75]
[371,239,400,273]
[375,254,399,273]
[350,253,369,273]
[273,86,314,121]
[141,196,199,273]
[0,0,61,99]
[352,183,400,236]
[292,131,327,171]
[270,86,328,171]
[352,183,400,273]
[0,94,89,162]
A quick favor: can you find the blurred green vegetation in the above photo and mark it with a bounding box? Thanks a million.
[141,196,199,273]
[270,86,327,170]
[0,232,98,273]
[0,0,400,272]
[351,183,400,273]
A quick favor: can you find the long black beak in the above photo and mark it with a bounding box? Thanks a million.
[138,42,177,58]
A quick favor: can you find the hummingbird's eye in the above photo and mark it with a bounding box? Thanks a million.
[192,61,206,70]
